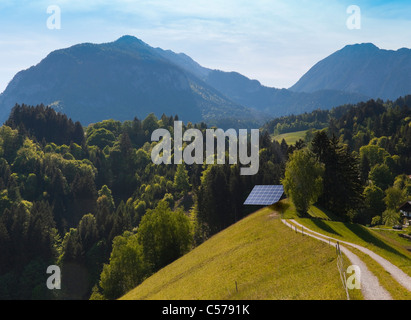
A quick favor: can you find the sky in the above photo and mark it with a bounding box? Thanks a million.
[0,0,411,93]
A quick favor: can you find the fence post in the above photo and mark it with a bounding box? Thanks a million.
[336,241,340,255]
[335,241,349,300]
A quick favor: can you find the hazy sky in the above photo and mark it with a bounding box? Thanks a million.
[0,0,411,93]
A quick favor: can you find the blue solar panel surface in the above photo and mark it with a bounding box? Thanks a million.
[244,185,284,205]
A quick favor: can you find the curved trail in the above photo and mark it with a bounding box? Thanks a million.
[281,219,392,300]
[289,219,411,292]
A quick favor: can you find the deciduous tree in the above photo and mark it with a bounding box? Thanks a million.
[282,149,324,215]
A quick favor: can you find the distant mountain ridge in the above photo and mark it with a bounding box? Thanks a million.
[0,35,261,127]
[154,46,369,116]
[290,43,411,100]
[0,37,408,127]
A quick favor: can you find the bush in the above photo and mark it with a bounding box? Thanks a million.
[137,201,192,270]
[99,232,149,300]
[371,215,382,226]
[382,209,401,226]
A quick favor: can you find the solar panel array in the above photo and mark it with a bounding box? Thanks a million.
[243,185,284,206]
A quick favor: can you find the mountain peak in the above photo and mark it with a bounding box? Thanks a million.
[341,43,379,52]
[290,42,411,99]
[115,35,149,46]
[0,35,260,127]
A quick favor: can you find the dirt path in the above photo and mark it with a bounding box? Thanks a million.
[289,219,411,292]
[281,219,392,300]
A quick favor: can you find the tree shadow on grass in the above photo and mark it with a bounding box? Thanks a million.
[310,218,342,237]
[311,204,341,221]
[270,201,288,214]
[346,223,411,261]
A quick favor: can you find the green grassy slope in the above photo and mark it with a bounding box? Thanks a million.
[296,218,411,273]
[280,199,411,299]
[121,207,358,300]
[280,199,411,275]
[272,130,307,145]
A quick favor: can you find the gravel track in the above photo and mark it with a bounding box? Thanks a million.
[289,219,411,292]
[281,219,393,300]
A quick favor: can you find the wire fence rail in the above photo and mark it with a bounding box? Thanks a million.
[336,241,350,300]
[285,220,351,300]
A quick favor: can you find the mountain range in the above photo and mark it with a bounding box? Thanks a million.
[290,43,411,100]
[0,36,257,127]
[0,36,410,127]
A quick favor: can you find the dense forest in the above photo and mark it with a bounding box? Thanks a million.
[0,104,286,300]
[324,97,411,225]
[1,95,411,300]
[272,96,411,225]
[261,103,356,135]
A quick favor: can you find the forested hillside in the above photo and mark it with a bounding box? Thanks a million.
[1,94,411,300]
[0,36,262,127]
[268,95,411,225]
[0,104,286,300]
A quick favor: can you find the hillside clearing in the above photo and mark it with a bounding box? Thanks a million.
[121,207,354,300]
[272,130,307,145]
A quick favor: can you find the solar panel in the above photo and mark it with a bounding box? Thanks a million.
[243,185,284,205]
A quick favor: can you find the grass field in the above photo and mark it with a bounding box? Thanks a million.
[372,228,411,250]
[272,130,307,145]
[121,207,357,300]
[279,199,411,299]
[295,219,411,277]
[279,200,411,275]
